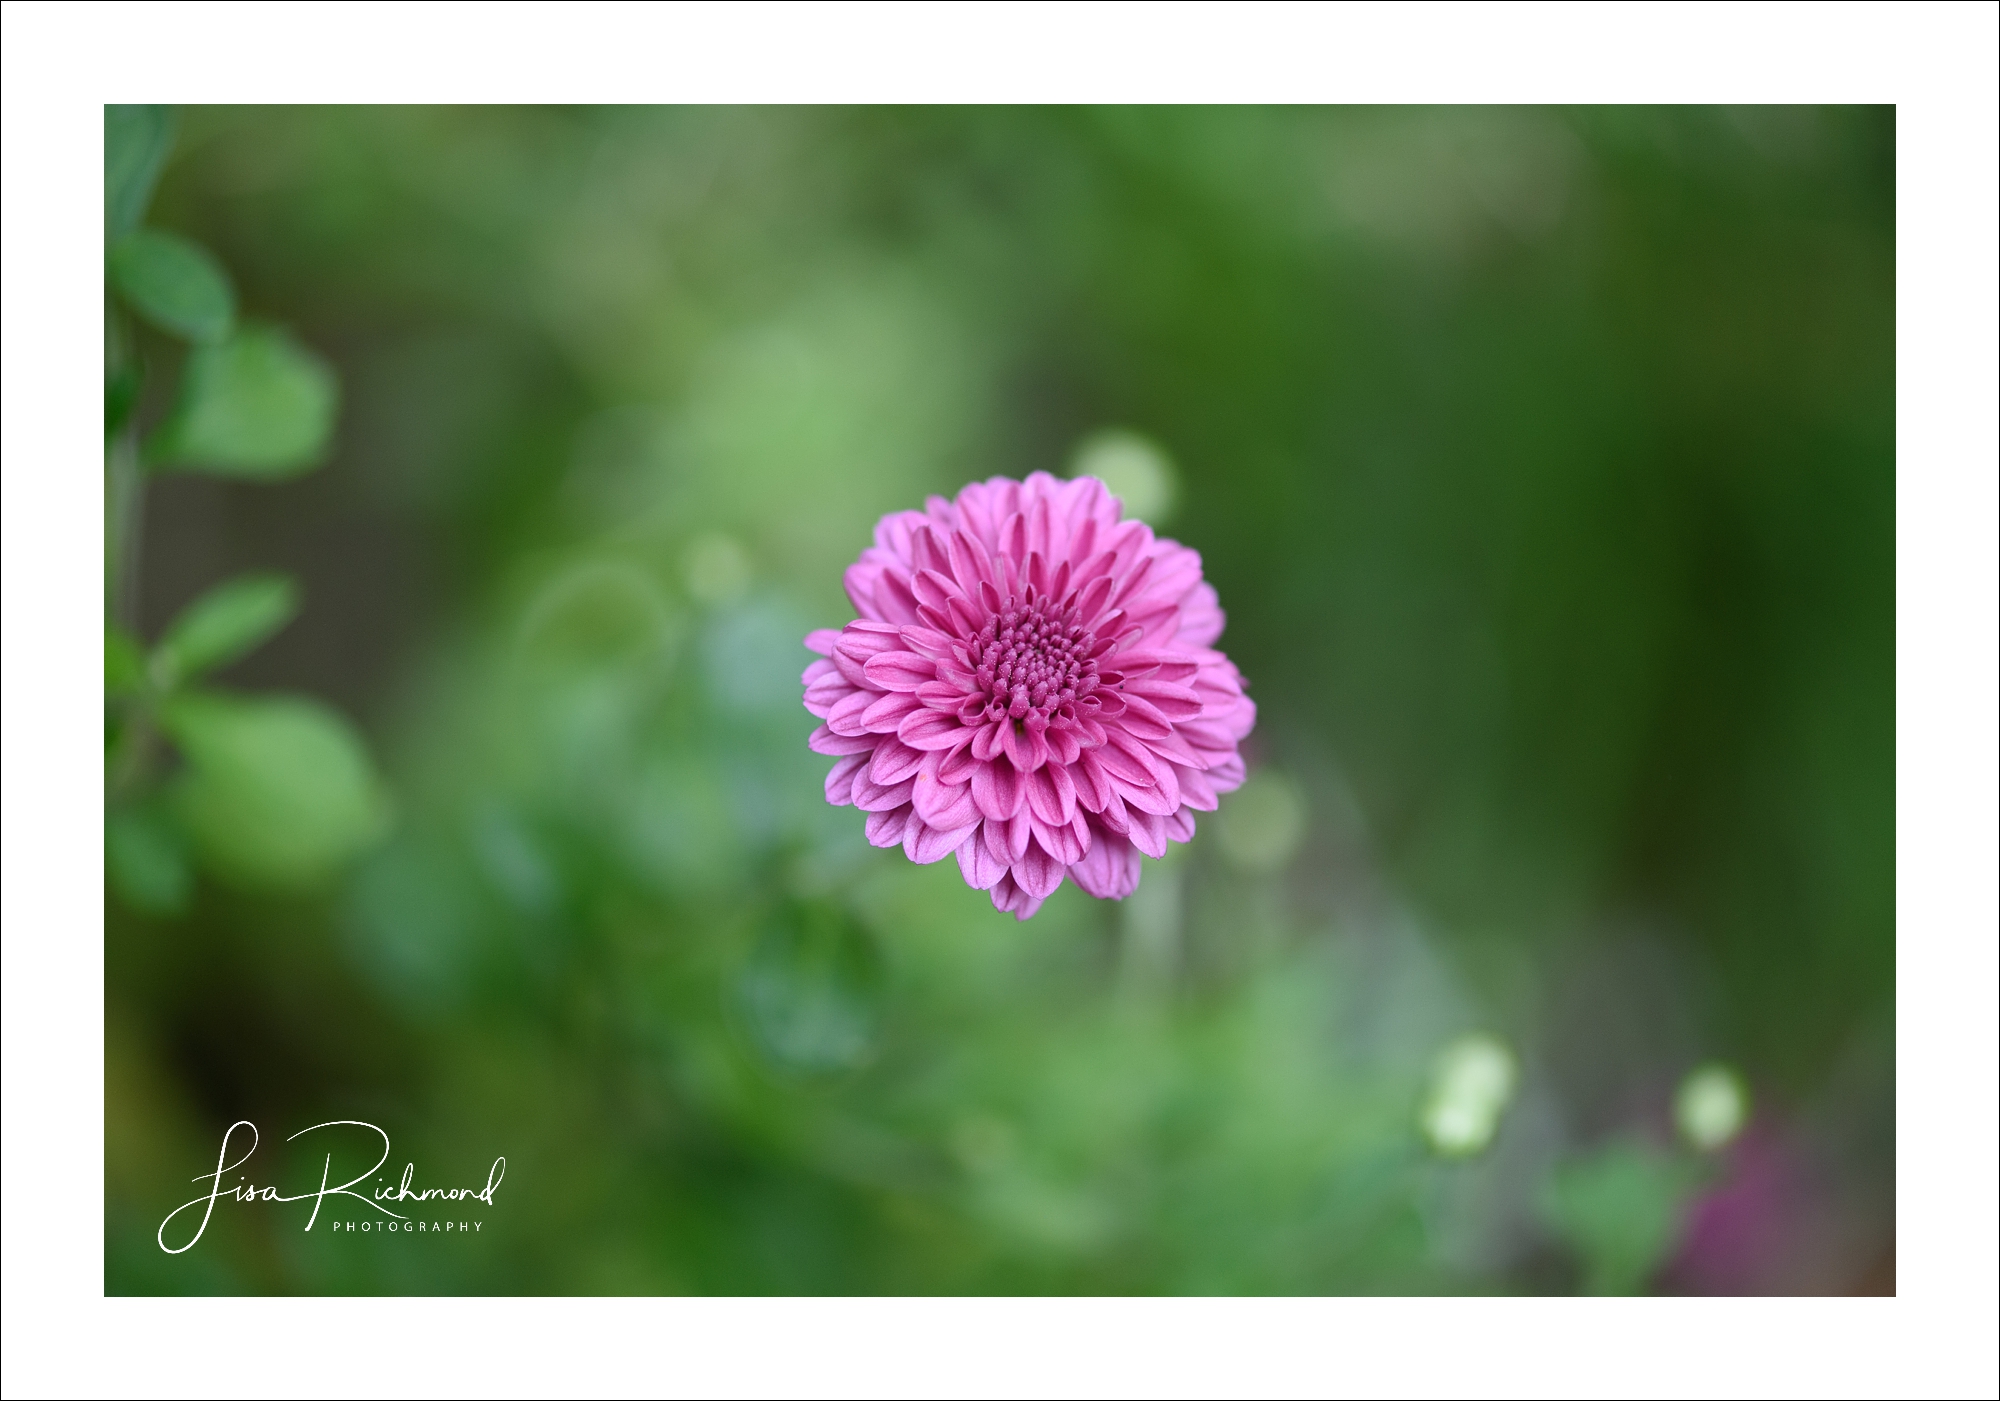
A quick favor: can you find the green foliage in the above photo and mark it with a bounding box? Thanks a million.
[108,229,235,344]
[105,104,173,241]
[155,573,299,685]
[162,692,388,891]
[736,902,885,1076]
[105,625,147,698]
[105,806,193,917]
[147,326,338,476]
[104,106,378,920]
[1540,1141,1694,1294]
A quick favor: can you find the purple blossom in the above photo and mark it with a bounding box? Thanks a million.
[803,472,1255,919]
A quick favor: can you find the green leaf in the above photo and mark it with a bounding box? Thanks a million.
[163,692,389,891]
[1539,1141,1693,1295]
[106,806,193,916]
[156,573,299,685]
[105,105,174,241]
[108,229,235,344]
[147,326,339,477]
[106,625,148,698]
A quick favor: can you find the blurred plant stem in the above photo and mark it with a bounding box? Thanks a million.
[107,433,144,630]
[106,306,144,633]
[105,301,155,804]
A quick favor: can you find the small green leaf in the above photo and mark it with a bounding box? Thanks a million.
[106,105,174,241]
[156,573,299,685]
[1540,1140,1693,1295]
[109,229,235,344]
[106,625,149,697]
[106,806,193,916]
[163,691,389,891]
[147,326,339,477]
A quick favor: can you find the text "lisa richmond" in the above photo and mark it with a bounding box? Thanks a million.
[157,1120,505,1254]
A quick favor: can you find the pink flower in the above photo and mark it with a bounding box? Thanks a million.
[802,472,1254,919]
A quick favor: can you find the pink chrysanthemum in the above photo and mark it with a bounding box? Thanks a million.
[802,472,1255,919]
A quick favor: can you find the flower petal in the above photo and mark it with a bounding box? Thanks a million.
[1114,773,1179,817]
[911,766,978,830]
[1140,726,1209,771]
[809,724,876,757]
[937,742,980,786]
[1204,751,1247,791]
[1174,719,1241,751]
[865,805,913,848]
[1024,762,1075,827]
[1172,764,1218,811]
[863,651,937,692]
[852,772,915,812]
[970,720,1007,762]
[1029,814,1084,865]
[1072,573,1114,624]
[1045,725,1082,766]
[1103,648,1199,683]
[1070,824,1141,899]
[988,871,1045,921]
[1013,841,1067,899]
[869,738,927,786]
[905,816,977,865]
[804,672,857,717]
[1097,788,1131,834]
[860,690,924,734]
[833,620,904,660]
[911,569,962,612]
[824,753,869,806]
[971,760,1024,822]
[982,811,1031,864]
[947,531,995,599]
[873,571,922,625]
[1069,752,1112,812]
[915,680,969,712]
[956,832,1008,890]
[1091,736,1154,786]
[1000,720,1037,771]
[1126,807,1168,858]
[898,708,969,751]
[1121,676,1205,720]
[1109,690,1174,740]
[826,690,877,737]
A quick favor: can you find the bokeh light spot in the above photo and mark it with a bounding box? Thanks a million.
[1067,428,1178,524]
[1675,1062,1749,1152]
[1422,1032,1518,1158]
[1215,769,1307,874]
[683,532,752,606]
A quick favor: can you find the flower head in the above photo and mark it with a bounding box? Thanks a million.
[802,472,1254,919]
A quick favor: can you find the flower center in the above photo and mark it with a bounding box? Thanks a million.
[970,599,1100,730]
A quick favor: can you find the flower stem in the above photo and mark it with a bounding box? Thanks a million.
[107,427,144,632]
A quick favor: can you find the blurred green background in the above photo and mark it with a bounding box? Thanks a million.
[105,106,1893,1295]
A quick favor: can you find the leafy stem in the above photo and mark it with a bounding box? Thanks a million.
[106,303,145,632]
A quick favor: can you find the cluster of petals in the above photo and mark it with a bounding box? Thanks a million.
[802,472,1255,919]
